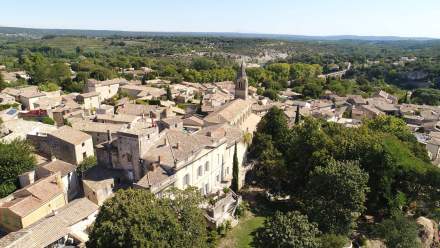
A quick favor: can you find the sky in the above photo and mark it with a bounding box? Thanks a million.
[1,0,440,38]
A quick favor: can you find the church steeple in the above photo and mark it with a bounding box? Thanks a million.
[235,61,248,100]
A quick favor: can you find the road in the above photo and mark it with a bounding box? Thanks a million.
[319,62,352,79]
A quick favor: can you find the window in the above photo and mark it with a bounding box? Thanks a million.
[82,142,85,147]
[127,154,132,163]
[204,183,209,194]
[226,167,229,175]
[183,174,190,186]
[83,152,87,159]
[198,166,203,177]
[205,161,209,172]
[216,174,220,182]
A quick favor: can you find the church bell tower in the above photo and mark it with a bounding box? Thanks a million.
[235,61,249,100]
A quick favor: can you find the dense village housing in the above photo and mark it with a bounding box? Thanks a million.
[0,62,262,246]
[0,27,439,247]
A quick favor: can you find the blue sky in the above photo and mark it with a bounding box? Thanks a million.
[1,0,439,38]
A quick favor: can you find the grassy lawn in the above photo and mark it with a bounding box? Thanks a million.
[218,213,265,248]
[218,187,288,248]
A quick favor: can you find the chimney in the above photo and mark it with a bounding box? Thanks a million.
[175,142,180,150]
[19,171,35,188]
[164,138,167,146]
[50,155,57,162]
[158,155,161,164]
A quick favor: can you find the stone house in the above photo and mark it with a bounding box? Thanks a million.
[47,126,94,165]
[83,178,114,206]
[0,198,98,248]
[71,120,123,146]
[76,92,101,113]
[0,172,67,232]
[85,78,125,101]
[35,159,79,201]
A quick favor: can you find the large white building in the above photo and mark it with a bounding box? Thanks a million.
[93,64,259,225]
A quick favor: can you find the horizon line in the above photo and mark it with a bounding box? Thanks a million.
[0,25,438,40]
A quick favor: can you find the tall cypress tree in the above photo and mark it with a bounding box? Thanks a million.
[295,105,300,125]
[231,143,239,192]
[166,86,172,100]
[141,73,147,85]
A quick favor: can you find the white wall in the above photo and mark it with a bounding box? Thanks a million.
[175,143,227,195]
[172,140,247,195]
[62,171,80,201]
[74,138,94,164]
[95,84,119,101]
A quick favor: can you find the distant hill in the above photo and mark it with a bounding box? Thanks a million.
[0,26,436,41]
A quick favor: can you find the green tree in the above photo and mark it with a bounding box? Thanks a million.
[305,160,369,235]
[0,72,6,90]
[411,88,440,106]
[373,215,421,248]
[166,86,172,100]
[0,139,36,197]
[246,67,269,86]
[87,188,209,248]
[254,211,321,248]
[191,57,217,71]
[302,81,323,99]
[90,68,113,81]
[295,105,300,124]
[75,46,83,55]
[41,116,55,125]
[250,133,285,193]
[266,63,290,84]
[231,143,239,192]
[77,156,97,178]
[38,82,60,92]
[290,63,322,83]
[320,234,350,248]
[141,73,148,85]
[49,62,71,84]
[263,89,279,100]
[255,106,289,148]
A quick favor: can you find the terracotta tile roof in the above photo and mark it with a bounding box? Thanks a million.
[183,116,205,127]
[0,198,98,248]
[142,129,217,169]
[39,160,77,177]
[71,119,123,134]
[204,99,252,124]
[87,78,127,86]
[117,103,164,116]
[78,92,100,98]
[96,113,139,124]
[49,126,91,145]
[19,91,45,99]
[136,165,172,188]
[0,173,64,218]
